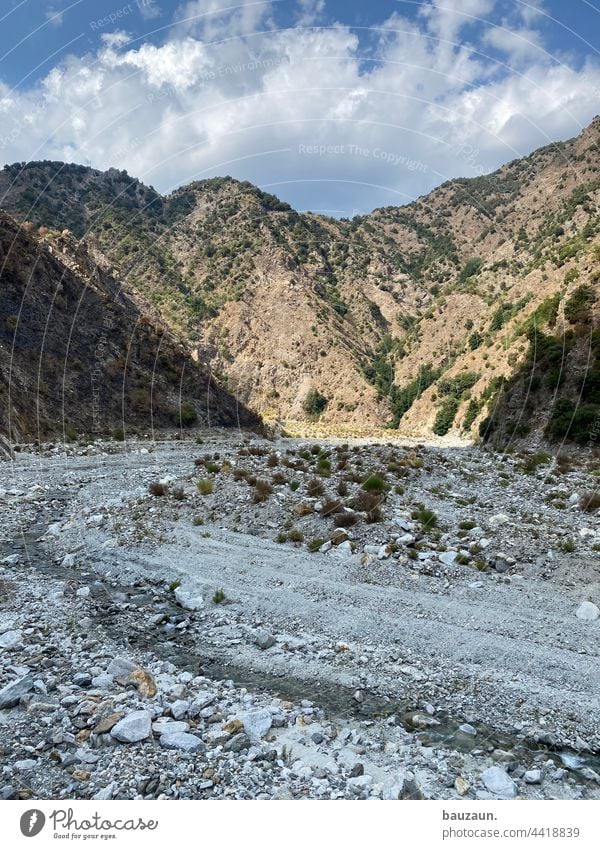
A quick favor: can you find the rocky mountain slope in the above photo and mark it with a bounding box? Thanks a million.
[1,118,599,441]
[0,212,260,444]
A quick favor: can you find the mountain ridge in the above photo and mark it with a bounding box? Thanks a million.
[1,117,599,443]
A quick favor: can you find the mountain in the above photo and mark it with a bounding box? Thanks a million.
[0,211,260,443]
[1,117,599,442]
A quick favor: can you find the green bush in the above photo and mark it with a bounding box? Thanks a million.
[303,389,328,417]
[432,398,459,435]
[180,402,198,426]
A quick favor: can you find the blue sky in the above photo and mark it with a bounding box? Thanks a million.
[0,1,599,214]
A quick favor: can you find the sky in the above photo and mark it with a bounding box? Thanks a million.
[0,0,599,215]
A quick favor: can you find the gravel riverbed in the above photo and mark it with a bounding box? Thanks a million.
[0,431,599,800]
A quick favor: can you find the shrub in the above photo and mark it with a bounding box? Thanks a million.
[579,491,600,512]
[337,480,349,497]
[288,528,304,542]
[432,398,459,436]
[354,490,385,523]
[320,498,344,517]
[253,479,273,502]
[564,285,595,326]
[276,532,287,543]
[112,427,125,441]
[459,519,476,530]
[307,478,324,497]
[316,457,331,476]
[149,482,168,497]
[197,479,214,495]
[303,389,328,417]
[267,453,279,467]
[411,505,438,530]
[334,511,359,527]
[179,402,198,426]
[205,462,220,473]
[172,486,185,500]
[213,588,226,604]
[361,473,388,492]
[307,537,326,552]
[272,471,287,485]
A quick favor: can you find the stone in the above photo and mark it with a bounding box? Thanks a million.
[126,668,157,698]
[458,723,477,736]
[239,708,272,741]
[93,783,115,800]
[223,719,244,735]
[439,551,458,566]
[152,719,189,735]
[454,776,470,795]
[347,775,372,792]
[524,769,543,784]
[399,777,425,800]
[170,699,190,720]
[0,674,34,709]
[576,601,599,621]
[318,541,332,553]
[223,733,251,752]
[481,766,517,798]
[331,529,349,546]
[405,712,440,730]
[14,759,38,771]
[110,710,152,743]
[106,657,138,684]
[0,630,22,650]
[174,586,204,611]
[159,732,205,753]
[254,629,276,650]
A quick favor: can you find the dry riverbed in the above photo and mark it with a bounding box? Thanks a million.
[0,430,599,801]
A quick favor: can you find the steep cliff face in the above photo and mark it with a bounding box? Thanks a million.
[1,118,599,439]
[0,213,260,442]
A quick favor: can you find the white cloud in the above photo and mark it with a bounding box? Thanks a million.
[483,24,546,61]
[45,6,63,27]
[138,0,162,20]
[0,6,598,215]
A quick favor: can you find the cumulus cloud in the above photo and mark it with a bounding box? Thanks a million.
[0,3,598,214]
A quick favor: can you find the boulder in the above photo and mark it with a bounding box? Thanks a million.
[110,710,152,743]
[576,601,599,621]
[0,675,34,709]
[159,732,204,753]
[481,766,517,798]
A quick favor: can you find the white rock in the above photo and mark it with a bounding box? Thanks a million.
[14,759,38,771]
[439,551,457,566]
[61,553,77,568]
[110,710,152,743]
[458,723,477,736]
[481,767,517,798]
[159,732,204,752]
[489,514,509,529]
[524,769,543,784]
[152,719,189,735]
[576,601,599,621]
[0,630,22,650]
[1,554,20,565]
[76,586,90,598]
[239,708,272,741]
[170,699,190,720]
[348,775,373,791]
[318,541,332,553]
[174,586,204,611]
